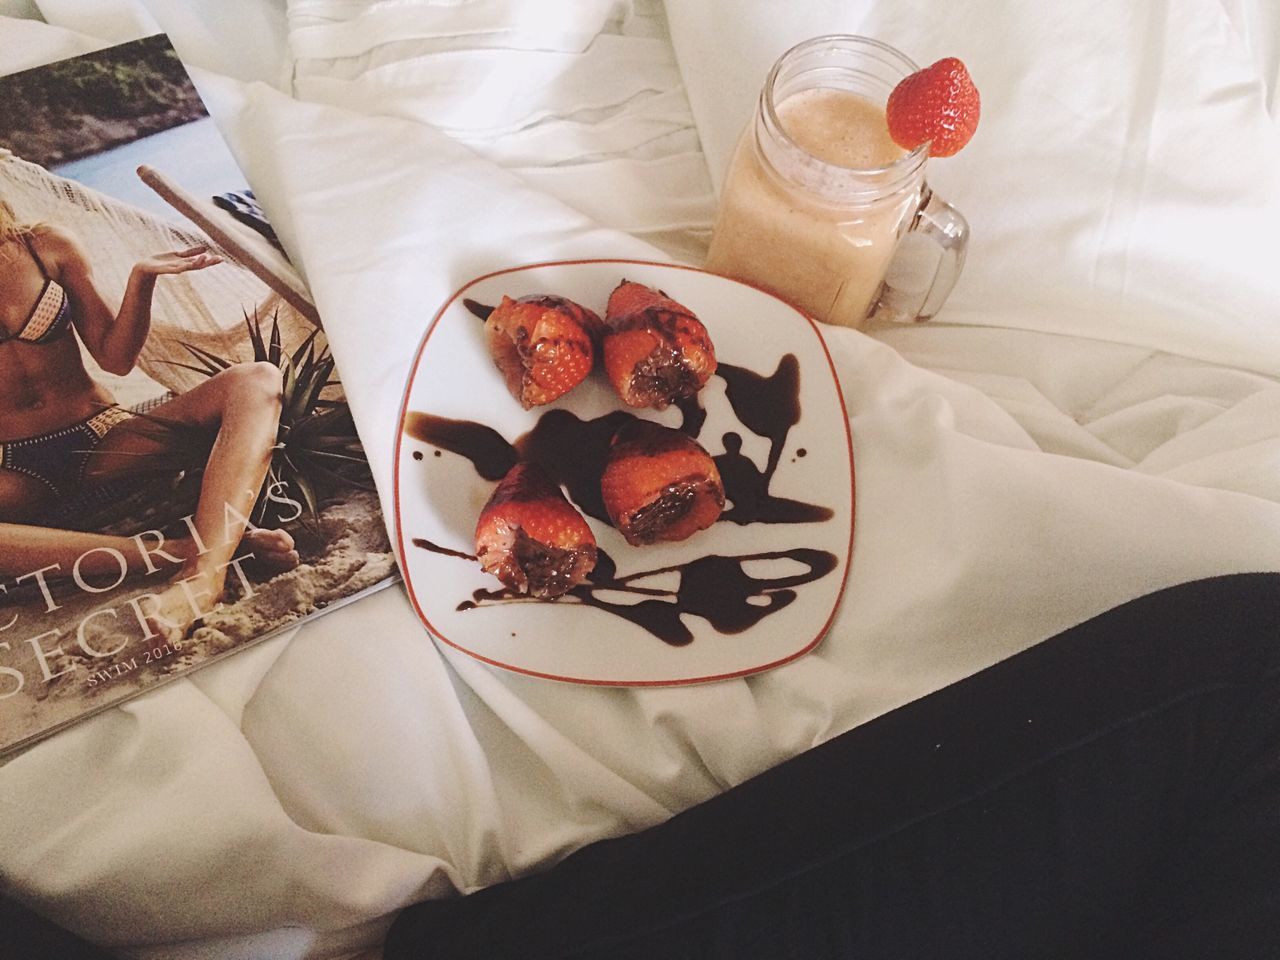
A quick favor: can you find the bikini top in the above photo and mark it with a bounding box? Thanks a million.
[0,233,74,346]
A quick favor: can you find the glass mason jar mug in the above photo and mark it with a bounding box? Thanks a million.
[704,35,968,328]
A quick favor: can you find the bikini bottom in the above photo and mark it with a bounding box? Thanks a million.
[0,406,135,502]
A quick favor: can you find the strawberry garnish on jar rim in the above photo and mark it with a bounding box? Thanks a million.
[885,56,980,158]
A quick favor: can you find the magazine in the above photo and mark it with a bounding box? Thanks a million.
[0,34,398,758]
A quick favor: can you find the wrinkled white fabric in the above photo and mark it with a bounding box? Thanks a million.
[286,0,715,263]
[1,3,1279,960]
[0,14,108,67]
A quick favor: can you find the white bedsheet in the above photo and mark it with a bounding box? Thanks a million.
[2,3,1279,959]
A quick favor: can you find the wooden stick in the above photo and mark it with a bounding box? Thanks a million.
[136,164,323,329]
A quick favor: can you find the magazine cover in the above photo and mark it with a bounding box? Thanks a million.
[0,34,397,758]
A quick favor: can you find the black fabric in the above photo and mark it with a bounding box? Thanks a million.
[385,573,1280,960]
[0,894,119,960]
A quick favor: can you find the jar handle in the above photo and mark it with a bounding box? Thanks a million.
[870,184,969,324]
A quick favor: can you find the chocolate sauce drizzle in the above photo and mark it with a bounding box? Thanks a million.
[403,360,830,526]
[454,546,838,647]
[408,298,840,646]
[412,538,476,562]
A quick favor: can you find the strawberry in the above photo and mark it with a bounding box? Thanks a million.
[885,57,980,158]
[600,421,724,546]
[603,280,716,410]
[484,294,602,409]
[474,462,597,598]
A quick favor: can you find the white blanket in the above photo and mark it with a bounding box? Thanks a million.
[2,2,1279,959]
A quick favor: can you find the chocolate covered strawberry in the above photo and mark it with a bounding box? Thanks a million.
[484,294,603,409]
[885,57,980,158]
[475,462,597,598]
[603,280,716,410]
[601,421,724,545]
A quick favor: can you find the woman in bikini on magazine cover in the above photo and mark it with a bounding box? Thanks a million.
[0,199,299,639]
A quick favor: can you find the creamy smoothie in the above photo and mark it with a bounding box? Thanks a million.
[705,88,921,328]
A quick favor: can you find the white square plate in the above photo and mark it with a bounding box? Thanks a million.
[394,260,854,685]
